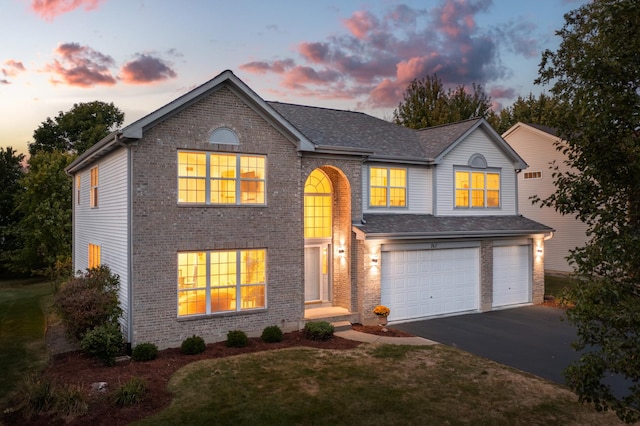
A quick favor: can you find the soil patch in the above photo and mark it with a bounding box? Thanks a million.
[3,324,413,426]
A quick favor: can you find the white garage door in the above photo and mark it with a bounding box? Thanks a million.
[381,248,479,321]
[493,245,531,307]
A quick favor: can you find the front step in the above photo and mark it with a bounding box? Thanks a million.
[331,320,352,331]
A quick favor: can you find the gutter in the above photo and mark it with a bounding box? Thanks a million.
[352,226,553,241]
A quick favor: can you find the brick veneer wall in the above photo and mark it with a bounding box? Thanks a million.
[129,86,304,349]
[480,240,493,312]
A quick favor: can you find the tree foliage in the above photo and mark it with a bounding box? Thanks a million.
[29,101,124,156]
[491,92,566,134]
[393,74,493,129]
[10,151,75,274]
[0,147,25,273]
[536,0,640,421]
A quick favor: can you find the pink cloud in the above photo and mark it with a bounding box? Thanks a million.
[31,0,105,21]
[343,10,379,40]
[120,54,177,84]
[241,0,523,110]
[2,60,26,78]
[490,86,516,99]
[44,42,116,87]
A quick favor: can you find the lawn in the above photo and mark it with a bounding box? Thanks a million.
[545,274,576,299]
[134,345,622,425]
[0,278,52,403]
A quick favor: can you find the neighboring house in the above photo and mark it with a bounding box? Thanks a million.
[66,70,552,349]
[502,122,589,274]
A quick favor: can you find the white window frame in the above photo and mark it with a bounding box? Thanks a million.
[177,151,266,205]
[455,169,501,209]
[90,167,98,208]
[368,166,407,208]
[177,249,267,317]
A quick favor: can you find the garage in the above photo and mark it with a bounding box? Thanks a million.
[493,245,531,307]
[381,247,479,321]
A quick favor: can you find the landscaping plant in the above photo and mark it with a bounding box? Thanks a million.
[303,321,334,341]
[260,325,283,343]
[180,335,206,355]
[80,322,124,366]
[132,343,159,362]
[226,330,249,348]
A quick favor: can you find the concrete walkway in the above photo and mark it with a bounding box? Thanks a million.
[334,329,437,346]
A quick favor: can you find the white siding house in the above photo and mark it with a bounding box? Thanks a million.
[502,122,589,273]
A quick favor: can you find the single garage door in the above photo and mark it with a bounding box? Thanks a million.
[381,248,479,321]
[493,245,531,307]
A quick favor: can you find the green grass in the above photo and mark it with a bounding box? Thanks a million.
[134,345,622,425]
[545,274,576,299]
[0,278,53,403]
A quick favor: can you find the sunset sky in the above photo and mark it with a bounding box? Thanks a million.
[1,0,587,157]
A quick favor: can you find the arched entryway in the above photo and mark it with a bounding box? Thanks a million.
[304,169,332,303]
[303,165,353,315]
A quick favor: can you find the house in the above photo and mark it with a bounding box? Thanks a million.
[66,70,552,349]
[502,122,588,274]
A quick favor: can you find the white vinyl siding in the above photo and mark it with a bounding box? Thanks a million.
[73,147,129,333]
[504,125,589,272]
[436,128,518,216]
[362,164,432,214]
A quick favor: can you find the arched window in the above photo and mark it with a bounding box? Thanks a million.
[209,127,239,145]
[304,169,332,239]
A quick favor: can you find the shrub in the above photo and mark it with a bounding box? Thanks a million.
[80,322,124,366]
[132,342,158,362]
[54,265,122,340]
[113,377,147,407]
[303,321,334,341]
[53,383,88,419]
[261,325,283,343]
[181,335,206,354]
[226,330,249,348]
[10,374,55,419]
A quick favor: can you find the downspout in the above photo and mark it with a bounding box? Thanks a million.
[126,138,134,349]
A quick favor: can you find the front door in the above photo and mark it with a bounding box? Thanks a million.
[304,244,330,303]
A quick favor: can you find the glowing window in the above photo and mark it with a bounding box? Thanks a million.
[177,249,266,317]
[369,167,406,207]
[178,152,265,205]
[455,170,500,208]
[304,169,332,239]
[90,167,98,208]
[88,244,100,269]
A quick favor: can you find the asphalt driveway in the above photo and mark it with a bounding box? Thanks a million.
[393,305,577,385]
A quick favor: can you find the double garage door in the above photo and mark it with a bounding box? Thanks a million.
[381,245,531,322]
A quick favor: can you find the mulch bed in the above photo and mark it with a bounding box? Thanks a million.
[2,325,412,426]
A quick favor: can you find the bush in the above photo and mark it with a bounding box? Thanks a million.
[53,383,88,419]
[80,322,124,366]
[181,335,206,355]
[261,325,283,343]
[303,321,334,341]
[113,377,147,407]
[131,342,158,362]
[226,330,249,348]
[10,374,87,421]
[54,265,122,340]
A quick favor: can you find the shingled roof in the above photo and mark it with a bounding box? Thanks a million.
[353,213,553,239]
[416,118,482,158]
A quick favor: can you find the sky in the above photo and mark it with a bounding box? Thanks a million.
[1,0,588,157]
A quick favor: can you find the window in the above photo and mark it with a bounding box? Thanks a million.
[76,175,81,205]
[177,249,266,317]
[88,244,100,268]
[455,170,500,208]
[178,152,265,205]
[369,167,406,207]
[523,171,542,180]
[304,169,332,239]
[90,167,98,208]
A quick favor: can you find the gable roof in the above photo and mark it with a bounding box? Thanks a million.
[418,118,528,169]
[502,122,560,142]
[353,213,553,240]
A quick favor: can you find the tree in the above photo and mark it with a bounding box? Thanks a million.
[29,101,124,156]
[536,0,640,421]
[10,151,75,274]
[393,74,493,129]
[492,92,566,134]
[0,147,25,273]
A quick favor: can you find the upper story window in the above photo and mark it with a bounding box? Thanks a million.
[304,169,332,239]
[76,175,81,205]
[178,151,266,205]
[177,249,266,317]
[523,171,542,180]
[455,170,500,208]
[369,167,406,207]
[90,167,98,208]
